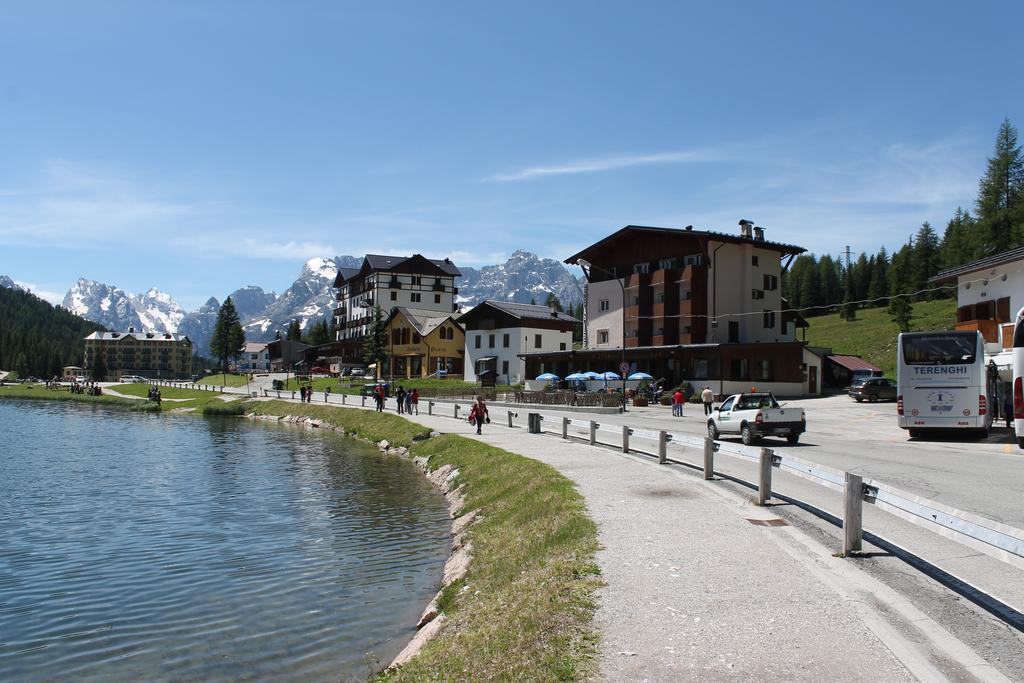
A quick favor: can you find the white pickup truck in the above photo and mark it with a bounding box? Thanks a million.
[707,392,806,445]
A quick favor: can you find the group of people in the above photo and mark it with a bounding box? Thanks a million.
[298,384,317,403]
[395,386,419,415]
[146,385,161,404]
[669,385,717,417]
[71,380,102,396]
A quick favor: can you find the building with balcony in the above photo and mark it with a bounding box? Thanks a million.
[332,254,460,341]
[930,245,1024,379]
[83,328,193,380]
[521,221,824,397]
[384,307,465,379]
[461,301,577,385]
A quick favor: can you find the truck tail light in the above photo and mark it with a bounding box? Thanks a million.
[755,412,763,424]
[1016,377,1024,419]
[897,395,903,415]
[979,394,987,416]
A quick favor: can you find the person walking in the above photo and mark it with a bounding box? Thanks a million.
[374,384,384,412]
[395,386,406,414]
[404,388,413,414]
[410,388,419,415]
[672,388,684,417]
[468,396,489,435]
[701,385,715,416]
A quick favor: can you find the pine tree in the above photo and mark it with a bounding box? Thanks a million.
[911,222,940,299]
[976,118,1024,253]
[866,247,889,305]
[91,353,108,381]
[286,319,302,341]
[209,297,245,378]
[798,257,821,313]
[888,246,914,332]
[362,306,388,378]
[939,207,978,270]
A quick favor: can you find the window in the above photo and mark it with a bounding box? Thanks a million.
[693,358,709,379]
[720,396,735,412]
[410,292,421,303]
[763,274,778,291]
[659,258,676,270]
[434,294,441,304]
[656,291,665,303]
[729,358,749,381]
[413,333,421,344]
[412,275,422,286]
[488,334,495,348]
[559,342,567,350]
[535,334,542,348]
[763,310,775,329]
[475,335,482,349]
[503,333,510,347]
[752,289,765,300]
[633,262,650,274]
[599,299,610,311]
[390,291,397,301]
[757,359,774,381]
[752,255,759,267]
[502,360,509,375]
[683,254,704,266]
[598,330,609,344]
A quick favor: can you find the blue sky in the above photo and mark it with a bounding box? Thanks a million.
[1,1,1021,309]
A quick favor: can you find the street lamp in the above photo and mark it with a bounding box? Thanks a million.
[577,258,627,411]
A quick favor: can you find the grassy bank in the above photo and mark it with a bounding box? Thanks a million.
[804,298,956,376]
[379,435,600,681]
[237,400,602,679]
[193,374,250,387]
[0,384,160,411]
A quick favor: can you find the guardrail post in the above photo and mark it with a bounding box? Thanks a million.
[454,404,460,420]
[757,448,773,505]
[361,395,366,407]
[276,390,281,399]
[291,391,296,400]
[342,393,346,405]
[507,410,514,428]
[703,437,714,480]
[562,417,569,439]
[589,421,598,445]
[844,472,864,555]
[622,425,630,453]
[658,431,668,464]
[428,400,434,416]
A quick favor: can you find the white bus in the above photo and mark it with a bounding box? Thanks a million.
[1011,307,1024,449]
[897,330,991,439]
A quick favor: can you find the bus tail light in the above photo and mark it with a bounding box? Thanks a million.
[979,394,987,416]
[1015,377,1024,419]
[897,395,903,416]
[755,412,763,424]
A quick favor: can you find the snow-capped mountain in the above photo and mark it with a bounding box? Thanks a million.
[62,279,146,332]
[0,275,24,292]
[53,251,583,357]
[457,250,583,310]
[243,256,360,341]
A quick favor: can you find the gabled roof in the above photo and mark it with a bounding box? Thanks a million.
[335,254,461,286]
[335,267,360,284]
[387,307,463,337]
[565,224,805,265]
[484,300,578,322]
[243,342,269,353]
[826,355,881,372]
[929,245,1024,284]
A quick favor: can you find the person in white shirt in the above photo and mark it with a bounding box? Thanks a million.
[701,386,715,416]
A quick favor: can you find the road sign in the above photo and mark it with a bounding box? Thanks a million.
[619,361,630,376]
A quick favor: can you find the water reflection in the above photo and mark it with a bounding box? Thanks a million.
[0,401,450,682]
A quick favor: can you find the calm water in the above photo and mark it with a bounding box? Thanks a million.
[0,401,451,682]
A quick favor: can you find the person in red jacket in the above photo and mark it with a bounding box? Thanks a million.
[468,396,489,434]
[672,388,685,417]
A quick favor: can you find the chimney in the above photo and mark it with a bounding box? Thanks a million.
[738,219,753,239]
[128,326,135,333]
[753,226,765,241]
[549,302,558,317]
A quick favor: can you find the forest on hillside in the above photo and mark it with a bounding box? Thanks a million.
[0,286,105,378]
[783,119,1024,329]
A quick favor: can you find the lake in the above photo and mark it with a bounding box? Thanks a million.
[0,400,451,682]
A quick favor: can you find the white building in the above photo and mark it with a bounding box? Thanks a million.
[237,342,271,372]
[931,245,1024,380]
[460,301,578,385]
[333,254,461,341]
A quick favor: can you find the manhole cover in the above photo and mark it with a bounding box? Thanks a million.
[746,518,790,527]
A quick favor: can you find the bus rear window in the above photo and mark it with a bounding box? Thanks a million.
[901,333,977,365]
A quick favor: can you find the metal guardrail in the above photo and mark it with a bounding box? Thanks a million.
[176,383,1024,572]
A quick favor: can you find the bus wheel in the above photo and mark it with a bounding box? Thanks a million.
[1018,437,1024,450]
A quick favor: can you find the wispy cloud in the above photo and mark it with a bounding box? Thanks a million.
[488,149,727,182]
[13,280,63,305]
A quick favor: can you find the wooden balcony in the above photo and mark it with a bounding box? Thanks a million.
[956,319,999,344]
[1003,323,1015,350]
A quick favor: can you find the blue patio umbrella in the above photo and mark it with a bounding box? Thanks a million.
[535,372,560,381]
[628,372,653,380]
[583,371,603,380]
[565,372,587,380]
[600,371,621,380]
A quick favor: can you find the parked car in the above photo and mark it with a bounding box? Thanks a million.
[707,392,806,445]
[350,367,366,377]
[310,366,330,375]
[848,377,897,403]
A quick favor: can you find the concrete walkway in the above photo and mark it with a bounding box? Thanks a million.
[162,382,1008,681]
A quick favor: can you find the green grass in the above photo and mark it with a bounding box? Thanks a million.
[280,376,516,395]
[241,400,432,446]
[107,383,242,412]
[193,374,250,387]
[804,298,956,377]
[0,383,161,411]
[378,434,600,681]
